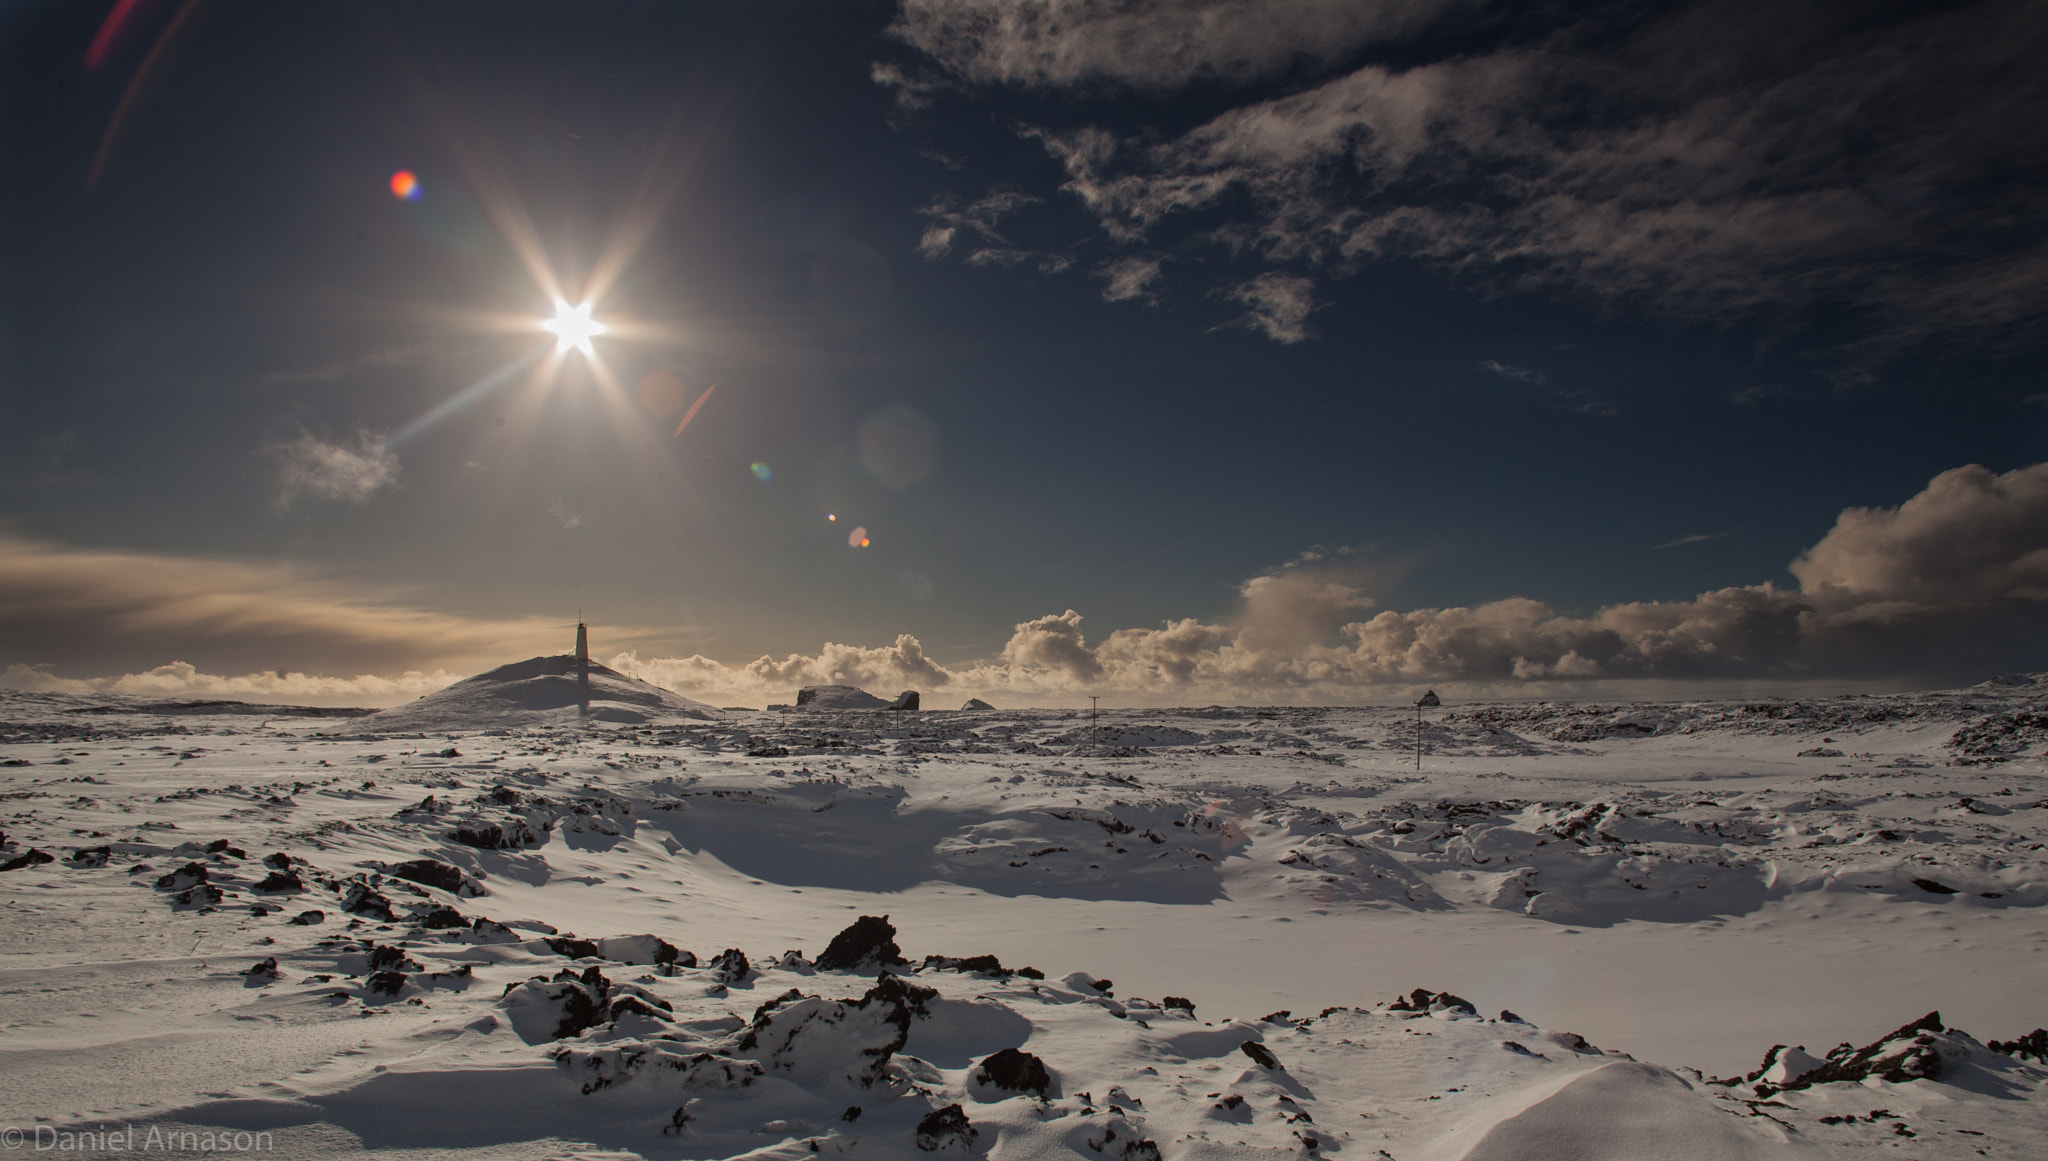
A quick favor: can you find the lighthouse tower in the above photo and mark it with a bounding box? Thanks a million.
[574,621,588,670]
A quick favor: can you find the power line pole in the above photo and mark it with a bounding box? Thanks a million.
[1414,690,1440,770]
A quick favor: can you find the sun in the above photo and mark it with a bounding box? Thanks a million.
[542,299,607,355]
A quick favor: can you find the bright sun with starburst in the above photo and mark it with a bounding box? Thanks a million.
[541,299,607,355]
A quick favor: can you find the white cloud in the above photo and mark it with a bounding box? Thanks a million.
[1791,463,2048,611]
[269,431,399,509]
[889,0,1471,91]
[547,501,584,530]
[871,59,950,111]
[1653,531,1729,550]
[611,634,952,706]
[1222,272,1317,342]
[904,2,2048,353]
[602,462,2048,705]
[0,533,579,680]
[1,661,458,707]
[1096,256,1163,303]
[1479,360,1546,384]
[916,190,1042,259]
[917,223,959,259]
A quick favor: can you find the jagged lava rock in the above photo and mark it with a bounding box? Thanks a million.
[815,914,909,972]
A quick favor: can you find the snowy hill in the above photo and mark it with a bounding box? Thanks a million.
[363,654,718,731]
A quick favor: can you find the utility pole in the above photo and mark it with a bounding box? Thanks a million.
[1414,690,1440,770]
[1089,695,1100,753]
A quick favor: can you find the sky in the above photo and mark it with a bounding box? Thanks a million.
[2,0,2047,708]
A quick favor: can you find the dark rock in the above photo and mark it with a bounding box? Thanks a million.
[815,914,908,972]
[605,993,673,1022]
[1988,1029,2047,1062]
[1162,996,1195,1015]
[254,869,305,893]
[1911,878,1959,894]
[70,845,112,867]
[289,910,326,925]
[1385,988,1476,1015]
[914,1104,977,1152]
[747,746,791,758]
[842,1106,862,1123]
[1016,966,1044,979]
[1,849,55,872]
[889,691,920,711]
[155,862,210,890]
[366,943,422,972]
[174,883,224,907]
[733,973,937,1087]
[1769,1012,1947,1092]
[921,953,1006,976]
[206,839,232,854]
[449,817,544,850]
[1085,1124,1160,1161]
[261,852,294,869]
[544,936,602,959]
[388,859,480,896]
[548,965,613,1038]
[341,883,397,921]
[710,947,751,983]
[1240,1041,1281,1070]
[244,957,279,980]
[366,971,409,997]
[975,1047,1050,1094]
[420,907,466,929]
[864,971,938,1023]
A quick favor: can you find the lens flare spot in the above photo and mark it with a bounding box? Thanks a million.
[750,462,773,482]
[828,513,837,522]
[849,526,869,548]
[389,170,421,201]
[671,384,716,437]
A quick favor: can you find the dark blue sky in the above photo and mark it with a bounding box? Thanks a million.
[3,0,2045,704]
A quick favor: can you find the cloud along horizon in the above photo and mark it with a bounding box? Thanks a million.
[8,462,2045,708]
[613,462,2048,705]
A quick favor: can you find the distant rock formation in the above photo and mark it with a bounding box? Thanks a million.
[796,685,888,709]
[960,697,994,711]
[794,685,920,711]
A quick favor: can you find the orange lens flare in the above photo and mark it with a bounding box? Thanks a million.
[390,170,421,201]
[672,384,716,437]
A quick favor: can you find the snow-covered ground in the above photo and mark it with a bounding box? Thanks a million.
[2,675,2045,1159]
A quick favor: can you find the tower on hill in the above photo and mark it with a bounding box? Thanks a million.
[575,621,588,666]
